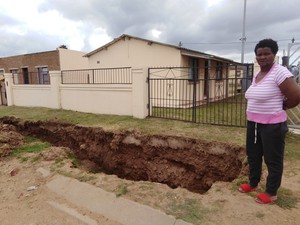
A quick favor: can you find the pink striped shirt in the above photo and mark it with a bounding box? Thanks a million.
[245,63,293,124]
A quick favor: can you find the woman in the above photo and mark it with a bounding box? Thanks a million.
[239,39,300,204]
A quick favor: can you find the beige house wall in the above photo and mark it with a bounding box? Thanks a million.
[9,85,52,107]
[60,84,133,115]
[88,37,182,68]
[58,48,89,70]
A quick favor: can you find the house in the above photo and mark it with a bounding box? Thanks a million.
[2,34,253,124]
[0,48,88,85]
[84,34,248,106]
[85,34,235,71]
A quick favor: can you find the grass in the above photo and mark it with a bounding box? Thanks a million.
[56,170,97,182]
[12,135,51,158]
[233,178,299,209]
[285,131,300,161]
[1,106,300,219]
[255,211,265,219]
[67,152,81,168]
[151,94,247,127]
[276,187,299,209]
[0,106,246,146]
[165,194,210,225]
[75,174,97,182]
[115,183,129,197]
[10,134,95,184]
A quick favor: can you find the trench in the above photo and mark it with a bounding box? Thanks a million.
[1,116,246,194]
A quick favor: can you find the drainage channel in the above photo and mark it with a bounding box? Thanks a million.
[1,116,246,194]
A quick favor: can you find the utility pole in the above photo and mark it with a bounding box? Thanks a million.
[287,38,300,68]
[240,0,247,63]
[240,0,251,92]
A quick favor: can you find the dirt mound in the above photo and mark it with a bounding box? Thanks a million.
[0,122,24,157]
[39,146,71,161]
[0,116,246,193]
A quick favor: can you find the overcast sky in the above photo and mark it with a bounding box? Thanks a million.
[1,0,300,64]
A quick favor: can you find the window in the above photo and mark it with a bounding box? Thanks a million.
[10,69,18,74]
[37,67,49,84]
[188,57,198,81]
[216,62,223,80]
[10,69,19,84]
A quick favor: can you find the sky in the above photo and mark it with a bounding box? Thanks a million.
[1,0,300,65]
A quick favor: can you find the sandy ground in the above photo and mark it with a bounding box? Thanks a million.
[1,118,300,225]
[0,156,123,225]
[0,151,300,225]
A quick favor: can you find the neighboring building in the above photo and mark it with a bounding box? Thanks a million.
[0,48,88,85]
[85,34,235,70]
[84,34,247,105]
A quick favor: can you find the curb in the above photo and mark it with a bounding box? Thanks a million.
[46,175,192,225]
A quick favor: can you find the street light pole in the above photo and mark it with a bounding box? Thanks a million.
[241,0,247,63]
[287,40,300,68]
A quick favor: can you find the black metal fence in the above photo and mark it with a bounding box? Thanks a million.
[13,72,50,84]
[61,67,132,84]
[148,65,253,127]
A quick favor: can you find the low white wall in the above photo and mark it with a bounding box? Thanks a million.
[60,84,133,115]
[4,67,149,119]
[11,85,52,108]
[4,71,62,109]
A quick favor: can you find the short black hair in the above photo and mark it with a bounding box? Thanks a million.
[254,39,278,55]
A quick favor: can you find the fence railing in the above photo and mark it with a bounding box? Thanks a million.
[13,72,50,85]
[148,66,300,128]
[148,66,253,127]
[61,67,132,84]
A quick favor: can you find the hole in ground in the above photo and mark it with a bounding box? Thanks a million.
[1,116,246,194]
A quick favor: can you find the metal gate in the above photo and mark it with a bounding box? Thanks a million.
[287,106,300,129]
[286,80,300,129]
[148,66,300,129]
[148,65,253,127]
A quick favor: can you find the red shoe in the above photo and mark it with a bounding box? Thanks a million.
[255,193,277,204]
[239,183,257,193]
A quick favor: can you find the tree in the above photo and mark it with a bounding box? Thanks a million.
[58,45,68,49]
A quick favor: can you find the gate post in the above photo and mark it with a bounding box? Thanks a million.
[132,67,148,119]
[3,73,14,106]
[49,71,62,109]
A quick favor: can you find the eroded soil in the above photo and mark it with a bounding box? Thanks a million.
[0,116,245,194]
[1,116,300,225]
